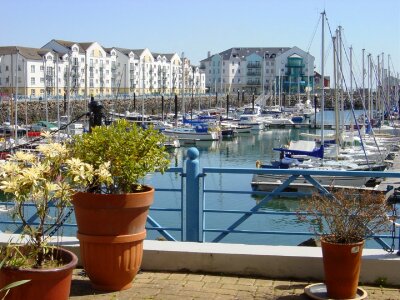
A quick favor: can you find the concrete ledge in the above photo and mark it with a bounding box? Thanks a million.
[1,234,399,285]
[142,240,400,285]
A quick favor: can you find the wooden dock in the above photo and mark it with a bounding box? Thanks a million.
[375,152,400,199]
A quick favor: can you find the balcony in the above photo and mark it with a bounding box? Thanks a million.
[246,80,261,86]
[247,62,261,68]
[247,71,261,76]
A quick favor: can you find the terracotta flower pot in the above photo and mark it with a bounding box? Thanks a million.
[72,187,154,236]
[77,231,145,291]
[0,247,78,300]
[321,238,364,299]
[72,187,154,291]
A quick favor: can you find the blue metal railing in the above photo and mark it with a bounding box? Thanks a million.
[0,147,399,253]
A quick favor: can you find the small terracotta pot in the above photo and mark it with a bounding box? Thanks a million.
[0,247,78,300]
[321,238,364,299]
[77,231,146,291]
[72,187,154,236]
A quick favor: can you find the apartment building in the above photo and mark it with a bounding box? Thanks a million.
[0,46,61,98]
[0,40,206,98]
[200,47,315,95]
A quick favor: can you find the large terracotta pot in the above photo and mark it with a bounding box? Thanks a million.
[72,187,154,291]
[0,247,78,300]
[321,238,365,299]
[77,232,145,291]
[72,186,154,236]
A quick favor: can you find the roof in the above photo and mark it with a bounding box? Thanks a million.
[0,46,56,60]
[200,47,291,62]
[52,40,97,53]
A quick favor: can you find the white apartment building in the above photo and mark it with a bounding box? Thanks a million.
[200,47,315,96]
[0,46,61,98]
[0,40,206,98]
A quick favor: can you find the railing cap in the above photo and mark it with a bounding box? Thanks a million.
[187,147,199,160]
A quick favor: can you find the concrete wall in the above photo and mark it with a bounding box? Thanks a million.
[1,233,398,285]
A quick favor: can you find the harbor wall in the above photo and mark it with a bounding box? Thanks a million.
[0,93,364,124]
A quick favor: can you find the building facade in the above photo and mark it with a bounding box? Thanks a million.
[200,47,315,95]
[0,40,206,98]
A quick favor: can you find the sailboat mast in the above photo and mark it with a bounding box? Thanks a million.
[362,49,365,109]
[333,35,339,157]
[339,26,344,133]
[381,53,385,124]
[15,49,19,143]
[368,54,372,120]
[320,11,325,151]
[350,46,353,108]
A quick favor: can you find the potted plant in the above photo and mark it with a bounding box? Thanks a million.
[298,189,391,299]
[0,139,84,300]
[69,119,170,291]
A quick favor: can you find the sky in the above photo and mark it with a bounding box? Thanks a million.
[2,0,399,85]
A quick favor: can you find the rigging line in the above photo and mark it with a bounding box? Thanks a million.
[306,14,322,53]
[366,56,398,147]
[325,15,375,163]
[4,112,88,153]
[370,56,395,122]
[340,31,364,83]
[342,47,387,160]
[331,31,374,167]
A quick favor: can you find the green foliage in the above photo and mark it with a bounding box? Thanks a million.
[298,189,392,244]
[70,119,170,194]
[0,133,111,268]
[0,256,30,299]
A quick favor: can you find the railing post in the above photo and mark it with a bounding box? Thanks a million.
[185,147,202,242]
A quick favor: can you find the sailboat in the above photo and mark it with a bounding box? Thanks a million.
[251,12,387,194]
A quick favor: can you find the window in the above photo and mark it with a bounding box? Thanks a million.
[40,77,44,83]
[31,89,35,95]
[40,89,44,94]
[238,69,240,74]
[18,65,21,71]
[31,77,35,85]
[5,77,9,84]
[31,65,35,73]
[0,78,1,85]
[232,69,234,74]
[0,66,2,73]
[6,66,9,71]
[81,57,85,63]
[40,66,44,71]
[18,77,21,83]
[232,62,234,66]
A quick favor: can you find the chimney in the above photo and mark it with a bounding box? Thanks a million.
[207,51,211,58]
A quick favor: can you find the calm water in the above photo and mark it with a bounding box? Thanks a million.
[0,110,392,249]
[145,110,393,249]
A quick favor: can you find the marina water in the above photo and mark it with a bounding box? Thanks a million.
[0,110,393,249]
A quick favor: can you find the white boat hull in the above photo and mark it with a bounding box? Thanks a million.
[251,173,371,194]
[163,129,219,141]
